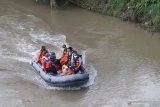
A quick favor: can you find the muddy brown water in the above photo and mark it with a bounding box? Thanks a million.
[0,0,160,107]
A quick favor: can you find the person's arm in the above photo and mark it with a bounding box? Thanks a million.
[60,50,65,60]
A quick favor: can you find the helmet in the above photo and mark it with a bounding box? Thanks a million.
[68,47,73,51]
[45,53,50,57]
[50,52,55,56]
[73,50,78,58]
[41,46,46,50]
[50,55,56,61]
[50,52,56,60]
[62,44,66,48]
[50,52,56,57]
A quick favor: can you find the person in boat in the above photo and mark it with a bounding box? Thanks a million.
[41,53,50,64]
[37,46,48,64]
[66,47,74,65]
[42,53,60,74]
[59,44,68,65]
[59,45,73,66]
[70,50,82,73]
[61,50,82,75]
[62,46,73,66]
[61,64,73,76]
[50,52,61,68]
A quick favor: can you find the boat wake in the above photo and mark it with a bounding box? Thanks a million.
[0,14,97,90]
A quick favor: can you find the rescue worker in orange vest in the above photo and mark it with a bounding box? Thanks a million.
[70,50,82,73]
[41,53,50,64]
[61,64,73,76]
[42,53,60,74]
[59,45,73,66]
[59,44,67,65]
[37,46,48,64]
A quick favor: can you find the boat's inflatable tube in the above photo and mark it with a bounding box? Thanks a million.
[31,60,89,87]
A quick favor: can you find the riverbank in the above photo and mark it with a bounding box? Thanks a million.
[36,0,160,32]
[71,0,160,32]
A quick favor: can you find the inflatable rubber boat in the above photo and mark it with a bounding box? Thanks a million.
[31,60,89,87]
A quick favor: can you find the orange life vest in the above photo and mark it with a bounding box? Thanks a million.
[61,65,72,75]
[37,49,48,64]
[42,60,60,72]
[41,55,49,63]
[60,49,68,64]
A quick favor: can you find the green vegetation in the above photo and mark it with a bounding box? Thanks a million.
[55,0,71,7]
[71,0,160,31]
[38,0,160,31]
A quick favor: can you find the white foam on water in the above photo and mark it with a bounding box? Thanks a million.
[29,31,68,49]
[16,24,25,30]
[82,50,86,65]
[4,56,31,63]
[0,48,14,56]
[26,15,43,22]
[0,48,31,63]
[80,50,97,88]
[81,65,97,88]
[0,14,68,62]
[17,38,37,56]
[11,56,31,63]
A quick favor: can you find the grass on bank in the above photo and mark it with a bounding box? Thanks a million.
[72,0,160,31]
[106,0,160,31]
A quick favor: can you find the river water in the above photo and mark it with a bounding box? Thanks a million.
[0,0,160,107]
